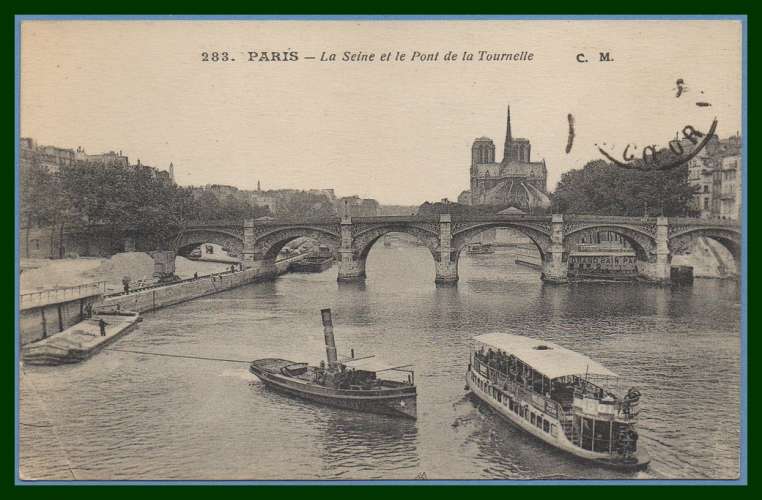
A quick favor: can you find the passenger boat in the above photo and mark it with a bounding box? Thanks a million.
[250,309,417,419]
[466,242,495,255]
[465,333,649,470]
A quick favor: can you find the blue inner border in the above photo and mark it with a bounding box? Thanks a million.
[13,14,749,486]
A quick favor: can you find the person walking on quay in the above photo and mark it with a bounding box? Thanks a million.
[122,277,130,294]
[98,318,108,337]
[194,272,198,280]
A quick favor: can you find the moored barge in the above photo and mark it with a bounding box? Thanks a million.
[466,333,649,470]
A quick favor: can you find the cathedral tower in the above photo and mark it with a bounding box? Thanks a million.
[471,137,495,165]
[502,106,531,163]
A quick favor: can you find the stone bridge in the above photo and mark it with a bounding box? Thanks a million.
[168,214,741,285]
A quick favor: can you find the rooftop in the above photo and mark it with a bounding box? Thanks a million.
[473,332,617,379]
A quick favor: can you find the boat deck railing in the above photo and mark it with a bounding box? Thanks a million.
[473,358,635,423]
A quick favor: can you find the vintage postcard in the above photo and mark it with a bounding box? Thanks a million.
[16,17,745,483]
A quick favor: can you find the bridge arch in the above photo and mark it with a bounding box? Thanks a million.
[562,225,656,263]
[253,226,341,261]
[352,223,440,262]
[668,227,741,269]
[451,222,552,263]
[171,228,245,257]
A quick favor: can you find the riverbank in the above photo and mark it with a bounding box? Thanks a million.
[96,254,305,314]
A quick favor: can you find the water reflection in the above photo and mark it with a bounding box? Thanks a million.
[317,411,419,479]
[19,247,741,480]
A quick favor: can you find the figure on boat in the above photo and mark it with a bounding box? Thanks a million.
[466,333,649,470]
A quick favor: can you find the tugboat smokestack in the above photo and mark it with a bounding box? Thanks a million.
[321,308,339,370]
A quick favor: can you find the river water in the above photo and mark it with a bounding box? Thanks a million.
[19,246,742,481]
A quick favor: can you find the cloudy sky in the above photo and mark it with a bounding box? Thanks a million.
[20,19,742,205]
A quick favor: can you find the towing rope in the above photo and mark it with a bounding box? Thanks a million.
[102,347,251,364]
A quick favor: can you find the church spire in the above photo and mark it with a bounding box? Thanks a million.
[504,105,513,161]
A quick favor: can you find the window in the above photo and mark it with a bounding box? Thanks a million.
[543,419,550,433]
[704,185,709,193]
[530,412,536,425]
[536,417,543,429]
[704,199,710,210]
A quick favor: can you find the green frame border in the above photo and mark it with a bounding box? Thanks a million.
[5,1,754,497]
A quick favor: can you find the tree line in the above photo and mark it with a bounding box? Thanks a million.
[551,159,698,217]
[20,159,272,256]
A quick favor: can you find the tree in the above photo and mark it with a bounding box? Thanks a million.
[551,159,697,216]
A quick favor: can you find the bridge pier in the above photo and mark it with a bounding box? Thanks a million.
[637,216,671,284]
[434,214,458,285]
[337,216,366,282]
[242,219,256,268]
[542,214,568,284]
[254,258,279,281]
[337,253,367,282]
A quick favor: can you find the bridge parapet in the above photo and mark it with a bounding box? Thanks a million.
[667,217,740,228]
[183,219,244,228]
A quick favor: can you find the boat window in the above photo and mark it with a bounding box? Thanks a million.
[543,419,550,433]
[530,412,535,425]
[536,417,542,429]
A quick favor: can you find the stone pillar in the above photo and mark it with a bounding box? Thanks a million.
[434,214,458,285]
[241,219,256,268]
[639,216,671,284]
[542,214,568,283]
[337,216,365,282]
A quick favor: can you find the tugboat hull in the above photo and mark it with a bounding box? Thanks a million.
[250,358,417,419]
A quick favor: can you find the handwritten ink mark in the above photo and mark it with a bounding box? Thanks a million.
[565,114,575,154]
[599,118,718,171]
[675,78,687,98]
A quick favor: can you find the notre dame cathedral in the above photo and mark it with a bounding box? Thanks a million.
[458,106,551,212]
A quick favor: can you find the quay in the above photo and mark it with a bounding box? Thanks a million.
[98,253,304,314]
[19,253,310,365]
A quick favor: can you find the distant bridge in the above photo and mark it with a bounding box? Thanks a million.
[167,214,741,285]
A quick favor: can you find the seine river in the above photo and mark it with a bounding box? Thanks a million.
[19,246,741,481]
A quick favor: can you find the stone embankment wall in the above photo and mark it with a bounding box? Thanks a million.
[96,257,299,314]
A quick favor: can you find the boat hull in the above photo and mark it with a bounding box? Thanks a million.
[466,368,649,471]
[289,257,333,273]
[251,359,417,419]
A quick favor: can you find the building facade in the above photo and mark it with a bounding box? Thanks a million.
[686,134,742,220]
[459,107,551,212]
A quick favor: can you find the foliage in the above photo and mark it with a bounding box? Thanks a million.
[551,159,698,216]
[19,158,273,251]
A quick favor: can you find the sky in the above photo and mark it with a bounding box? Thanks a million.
[20,20,743,205]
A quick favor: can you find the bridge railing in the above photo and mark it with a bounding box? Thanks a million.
[185,214,739,228]
[667,216,740,227]
[20,281,108,310]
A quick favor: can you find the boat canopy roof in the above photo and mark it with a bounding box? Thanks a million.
[473,333,618,380]
[342,357,412,373]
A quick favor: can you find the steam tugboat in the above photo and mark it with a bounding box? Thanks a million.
[466,333,649,470]
[250,309,417,419]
